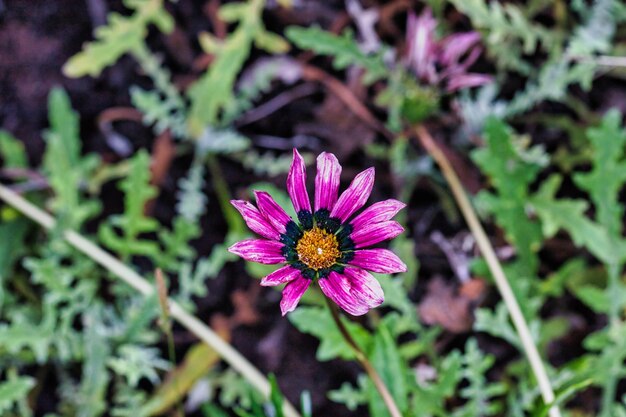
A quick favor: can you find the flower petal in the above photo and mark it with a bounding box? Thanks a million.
[314,152,342,212]
[287,149,311,214]
[231,200,281,240]
[280,275,311,315]
[349,249,407,274]
[406,9,438,83]
[330,167,375,222]
[351,221,404,248]
[254,191,292,234]
[228,239,285,264]
[318,268,384,316]
[439,32,481,66]
[261,265,301,286]
[446,73,492,92]
[350,199,406,230]
[343,267,384,309]
[319,272,369,316]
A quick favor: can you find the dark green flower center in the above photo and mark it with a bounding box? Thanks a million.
[280,209,354,280]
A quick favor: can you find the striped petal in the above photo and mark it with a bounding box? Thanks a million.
[254,191,292,234]
[314,152,342,212]
[261,265,301,286]
[351,221,404,248]
[228,239,285,264]
[280,275,311,316]
[287,149,311,214]
[350,199,406,230]
[349,249,407,274]
[330,167,375,222]
[446,73,492,92]
[318,268,384,316]
[231,200,281,240]
[439,32,481,66]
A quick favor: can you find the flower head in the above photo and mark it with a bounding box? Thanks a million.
[229,150,407,316]
[405,8,492,92]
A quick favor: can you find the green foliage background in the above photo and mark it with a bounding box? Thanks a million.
[1,0,626,416]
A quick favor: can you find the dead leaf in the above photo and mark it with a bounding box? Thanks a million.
[231,285,262,326]
[418,276,482,333]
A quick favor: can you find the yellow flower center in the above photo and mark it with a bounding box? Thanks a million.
[296,227,340,271]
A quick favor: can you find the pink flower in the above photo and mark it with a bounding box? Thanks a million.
[405,8,492,92]
[229,150,407,316]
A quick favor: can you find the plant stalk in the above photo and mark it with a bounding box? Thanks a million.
[413,125,562,417]
[325,297,403,417]
[0,183,301,417]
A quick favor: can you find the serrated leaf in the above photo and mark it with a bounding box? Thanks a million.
[187,0,287,135]
[285,26,388,84]
[472,118,545,276]
[196,127,251,155]
[367,323,409,417]
[453,339,505,417]
[63,0,173,77]
[328,376,368,411]
[0,130,27,168]
[99,150,160,259]
[530,174,622,265]
[76,312,110,417]
[130,86,187,138]
[573,109,626,238]
[449,0,555,74]
[0,218,29,279]
[0,375,35,414]
[43,87,101,228]
[108,344,170,387]
[288,306,372,361]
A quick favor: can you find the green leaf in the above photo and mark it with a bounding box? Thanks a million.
[328,376,368,411]
[449,0,555,74]
[130,85,187,138]
[269,374,285,417]
[367,323,409,417]
[409,351,463,416]
[453,339,505,417]
[0,375,35,414]
[474,303,522,350]
[99,150,160,259]
[187,0,286,135]
[288,306,372,361]
[0,130,27,168]
[76,312,111,417]
[108,345,170,387]
[573,109,626,238]
[530,174,623,265]
[63,0,174,77]
[0,218,29,280]
[472,118,546,277]
[285,26,388,84]
[43,87,100,228]
[532,378,593,417]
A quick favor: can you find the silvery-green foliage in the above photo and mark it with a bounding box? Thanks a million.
[176,159,207,223]
[108,345,171,387]
[449,0,558,75]
[0,372,34,415]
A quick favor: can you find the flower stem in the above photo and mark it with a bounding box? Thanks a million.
[325,297,403,417]
[0,183,301,417]
[413,125,562,417]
